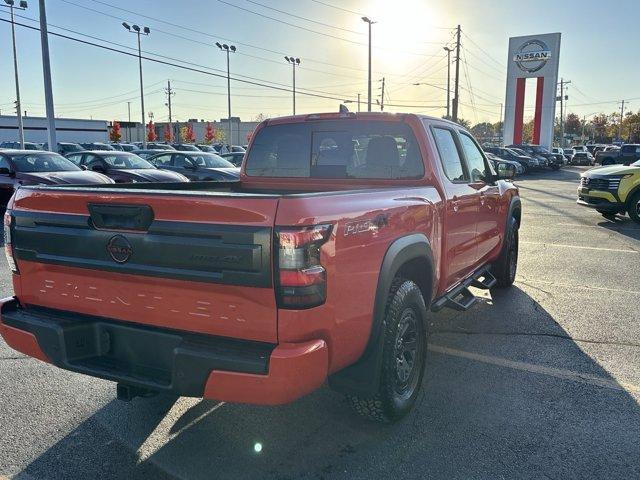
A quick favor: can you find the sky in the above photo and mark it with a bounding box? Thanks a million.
[0,0,638,126]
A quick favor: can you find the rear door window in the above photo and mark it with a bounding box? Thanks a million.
[432,127,467,182]
[245,120,424,179]
[459,133,488,183]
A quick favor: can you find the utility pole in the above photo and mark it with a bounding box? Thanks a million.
[165,80,175,143]
[362,17,375,112]
[216,42,236,146]
[452,25,461,122]
[39,0,57,151]
[380,77,385,111]
[126,101,131,142]
[499,103,504,144]
[619,100,626,141]
[285,56,301,115]
[165,80,175,123]
[557,79,570,146]
[443,46,453,119]
[357,93,361,112]
[3,0,28,149]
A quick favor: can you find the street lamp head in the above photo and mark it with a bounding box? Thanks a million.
[122,22,131,30]
[230,45,236,52]
[132,24,141,32]
[284,56,290,62]
[295,58,300,64]
[361,16,369,22]
[19,0,27,7]
[4,0,15,6]
[222,43,229,50]
[215,42,222,49]
[143,26,150,34]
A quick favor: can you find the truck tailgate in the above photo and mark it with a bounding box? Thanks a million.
[9,187,279,343]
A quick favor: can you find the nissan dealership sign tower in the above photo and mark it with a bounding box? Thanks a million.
[503,33,561,149]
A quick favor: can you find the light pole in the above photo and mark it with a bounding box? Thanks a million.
[123,22,150,148]
[443,46,453,119]
[343,95,361,112]
[284,56,301,115]
[216,42,236,146]
[3,0,28,149]
[361,16,375,112]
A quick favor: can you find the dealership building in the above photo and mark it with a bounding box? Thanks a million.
[0,115,109,144]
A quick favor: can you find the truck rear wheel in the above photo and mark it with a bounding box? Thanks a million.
[347,278,427,423]
[491,216,519,288]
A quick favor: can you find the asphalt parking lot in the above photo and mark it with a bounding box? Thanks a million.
[1,165,639,480]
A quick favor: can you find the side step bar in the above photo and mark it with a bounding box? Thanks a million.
[431,267,496,312]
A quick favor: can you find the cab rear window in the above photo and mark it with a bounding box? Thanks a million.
[245,120,424,179]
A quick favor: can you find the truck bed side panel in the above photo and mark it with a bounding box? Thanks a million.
[275,187,442,373]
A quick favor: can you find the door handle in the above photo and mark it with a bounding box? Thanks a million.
[451,196,460,213]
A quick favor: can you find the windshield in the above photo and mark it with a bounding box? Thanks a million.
[190,153,235,168]
[101,153,155,169]
[175,144,200,152]
[10,153,81,172]
[632,159,640,166]
[532,146,550,154]
[62,143,83,152]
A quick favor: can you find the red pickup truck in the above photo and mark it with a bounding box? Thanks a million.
[0,112,521,422]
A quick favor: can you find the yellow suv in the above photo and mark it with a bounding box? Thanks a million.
[577,160,640,223]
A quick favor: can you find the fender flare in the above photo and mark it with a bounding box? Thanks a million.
[624,183,640,205]
[328,233,434,397]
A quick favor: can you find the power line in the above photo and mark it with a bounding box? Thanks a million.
[213,0,448,52]
[461,31,505,71]
[308,0,455,31]
[4,12,372,100]
[0,17,358,103]
[245,0,364,36]
[308,0,365,16]
[61,0,442,78]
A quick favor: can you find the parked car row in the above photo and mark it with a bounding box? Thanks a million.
[483,144,564,174]
[0,147,241,209]
[0,140,247,156]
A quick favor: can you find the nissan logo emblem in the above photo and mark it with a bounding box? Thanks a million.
[106,234,133,263]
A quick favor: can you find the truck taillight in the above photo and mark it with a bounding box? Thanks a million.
[276,224,332,309]
[4,211,18,273]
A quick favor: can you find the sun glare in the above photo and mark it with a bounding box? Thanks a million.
[367,0,444,68]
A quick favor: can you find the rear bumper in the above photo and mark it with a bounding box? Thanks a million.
[0,298,328,405]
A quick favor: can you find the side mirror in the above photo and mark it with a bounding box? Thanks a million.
[496,163,516,180]
[80,165,88,171]
[0,167,13,176]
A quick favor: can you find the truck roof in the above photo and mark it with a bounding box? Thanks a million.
[261,111,456,127]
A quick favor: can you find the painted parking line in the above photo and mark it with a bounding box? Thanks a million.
[520,241,638,254]
[429,344,640,395]
[517,278,640,295]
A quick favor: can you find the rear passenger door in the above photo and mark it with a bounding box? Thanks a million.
[458,132,502,264]
[431,126,479,287]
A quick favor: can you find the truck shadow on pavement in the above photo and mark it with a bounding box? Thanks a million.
[18,286,640,480]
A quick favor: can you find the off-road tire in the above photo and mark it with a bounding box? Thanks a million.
[628,191,640,224]
[347,278,427,423]
[491,216,519,288]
